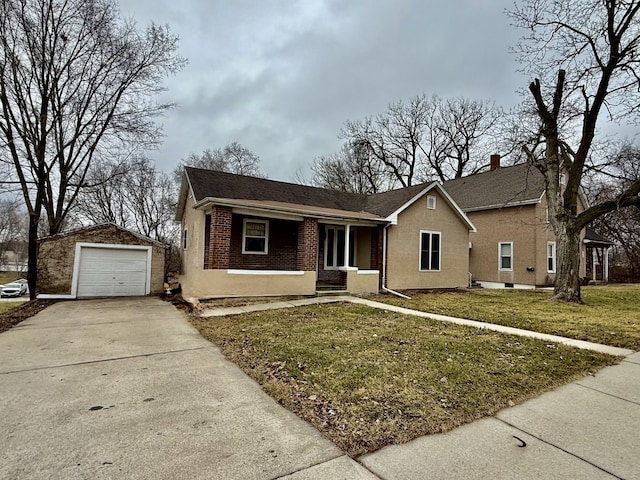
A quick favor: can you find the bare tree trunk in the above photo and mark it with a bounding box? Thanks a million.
[552,223,582,303]
[27,213,39,301]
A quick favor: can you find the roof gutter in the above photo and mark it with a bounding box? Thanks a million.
[193,197,387,225]
[462,198,541,213]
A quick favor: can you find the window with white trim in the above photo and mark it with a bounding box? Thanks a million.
[420,231,441,271]
[547,241,556,273]
[498,242,513,271]
[427,195,436,210]
[242,219,269,254]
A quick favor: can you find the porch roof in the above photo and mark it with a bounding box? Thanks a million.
[193,197,386,223]
[584,227,614,247]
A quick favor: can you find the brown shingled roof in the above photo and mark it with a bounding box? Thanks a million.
[182,167,433,219]
[186,167,368,213]
[443,163,546,211]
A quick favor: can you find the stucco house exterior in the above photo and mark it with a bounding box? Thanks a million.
[176,167,476,299]
[443,157,593,289]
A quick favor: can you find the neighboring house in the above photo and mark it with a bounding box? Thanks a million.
[584,227,614,283]
[444,156,594,288]
[37,224,166,298]
[0,241,27,273]
[175,167,476,299]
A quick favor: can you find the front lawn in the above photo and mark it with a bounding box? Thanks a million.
[372,284,640,351]
[0,302,23,315]
[191,303,616,456]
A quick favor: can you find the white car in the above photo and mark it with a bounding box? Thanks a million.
[1,282,28,298]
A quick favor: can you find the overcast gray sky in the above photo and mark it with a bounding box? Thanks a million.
[122,0,527,181]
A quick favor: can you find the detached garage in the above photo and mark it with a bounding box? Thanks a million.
[38,224,166,298]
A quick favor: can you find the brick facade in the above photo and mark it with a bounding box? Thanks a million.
[296,218,318,271]
[229,216,299,270]
[204,212,318,272]
[208,205,232,269]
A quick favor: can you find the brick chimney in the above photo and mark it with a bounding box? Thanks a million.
[490,154,501,171]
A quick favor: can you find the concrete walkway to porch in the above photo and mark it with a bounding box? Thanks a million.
[200,295,634,357]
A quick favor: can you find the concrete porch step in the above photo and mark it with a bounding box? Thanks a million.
[316,290,350,297]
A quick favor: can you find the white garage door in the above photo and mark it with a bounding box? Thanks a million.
[77,247,149,297]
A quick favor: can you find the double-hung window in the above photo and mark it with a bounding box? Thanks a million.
[499,242,513,271]
[242,219,268,254]
[547,241,556,273]
[420,231,441,271]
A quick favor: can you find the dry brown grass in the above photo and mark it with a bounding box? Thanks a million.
[191,302,617,456]
[372,284,640,350]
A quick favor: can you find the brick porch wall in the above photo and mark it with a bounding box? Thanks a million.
[297,218,318,271]
[209,205,232,269]
[229,216,299,270]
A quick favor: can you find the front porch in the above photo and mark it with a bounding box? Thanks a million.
[316,223,382,294]
[192,206,382,298]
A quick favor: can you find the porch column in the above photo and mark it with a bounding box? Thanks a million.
[344,224,351,267]
[592,249,597,281]
[604,247,610,283]
[210,206,232,269]
[296,218,318,271]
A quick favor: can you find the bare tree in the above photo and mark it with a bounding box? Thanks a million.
[339,94,504,187]
[586,144,640,281]
[0,0,185,298]
[510,0,640,302]
[341,96,432,187]
[73,160,130,227]
[434,97,503,179]
[310,142,389,194]
[123,160,178,244]
[76,158,177,243]
[0,199,27,272]
[173,143,264,185]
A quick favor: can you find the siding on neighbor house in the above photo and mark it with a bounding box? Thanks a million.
[385,190,470,290]
[37,225,165,295]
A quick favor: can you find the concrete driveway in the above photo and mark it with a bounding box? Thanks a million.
[0,297,374,480]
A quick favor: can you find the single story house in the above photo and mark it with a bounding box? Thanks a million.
[176,167,476,299]
[37,223,166,298]
[443,156,596,288]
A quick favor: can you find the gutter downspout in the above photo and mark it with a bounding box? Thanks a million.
[381,224,411,299]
